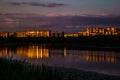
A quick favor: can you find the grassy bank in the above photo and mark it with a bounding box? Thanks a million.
[0,58,120,80]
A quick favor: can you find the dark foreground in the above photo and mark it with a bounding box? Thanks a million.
[0,58,120,80]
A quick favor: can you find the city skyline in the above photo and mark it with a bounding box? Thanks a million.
[0,27,119,38]
[0,0,120,33]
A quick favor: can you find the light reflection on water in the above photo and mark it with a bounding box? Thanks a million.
[0,44,120,76]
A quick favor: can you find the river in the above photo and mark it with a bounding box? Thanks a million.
[0,44,120,76]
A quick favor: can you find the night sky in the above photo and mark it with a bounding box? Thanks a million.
[0,0,120,33]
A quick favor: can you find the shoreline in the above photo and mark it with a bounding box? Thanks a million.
[0,42,120,51]
[0,35,120,51]
[0,58,120,80]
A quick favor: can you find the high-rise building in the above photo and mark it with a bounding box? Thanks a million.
[79,27,120,36]
[0,32,9,38]
[16,30,51,37]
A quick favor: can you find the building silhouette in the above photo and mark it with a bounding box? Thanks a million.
[0,27,120,38]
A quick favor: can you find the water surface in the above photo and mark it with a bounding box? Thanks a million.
[0,44,120,76]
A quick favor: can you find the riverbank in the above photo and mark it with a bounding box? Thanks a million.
[1,42,120,51]
[0,58,120,80]
[0,35,120,51]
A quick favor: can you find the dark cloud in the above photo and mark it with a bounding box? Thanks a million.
[10,2,65,8]
[0,13,120,33]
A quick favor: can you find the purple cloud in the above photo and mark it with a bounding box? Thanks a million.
[0,13,120,33]
[10,2,65,7]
